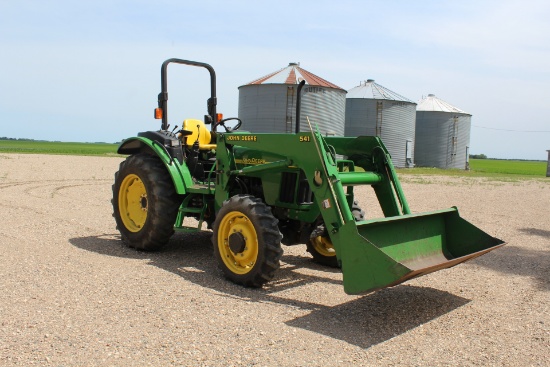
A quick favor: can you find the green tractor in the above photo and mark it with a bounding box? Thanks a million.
[113,58,504,295]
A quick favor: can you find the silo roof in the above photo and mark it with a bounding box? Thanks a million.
[244,62,344,90]
[346,80,414,102]
[417,94,470,114]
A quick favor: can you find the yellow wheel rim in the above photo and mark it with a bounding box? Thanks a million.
[217,211,258,275]
[311,236,336,257]
[118,174,148,232]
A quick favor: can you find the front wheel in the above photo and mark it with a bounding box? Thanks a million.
[112,153,182,250]
[306,200,365,267]
[212,195,283,287]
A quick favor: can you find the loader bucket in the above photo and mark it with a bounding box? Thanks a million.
[337,207,505,295]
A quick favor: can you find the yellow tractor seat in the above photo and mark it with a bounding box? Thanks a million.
[181,119,217,150]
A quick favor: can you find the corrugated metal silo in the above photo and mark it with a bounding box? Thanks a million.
[345,80,417,168]
[415,94,472,169]
[238,63,346,136]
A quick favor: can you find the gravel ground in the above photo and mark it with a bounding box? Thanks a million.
[0,153,548,366]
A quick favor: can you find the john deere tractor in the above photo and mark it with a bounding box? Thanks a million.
[112,58,504,295]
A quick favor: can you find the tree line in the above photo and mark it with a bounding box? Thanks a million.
[469,154,488,159]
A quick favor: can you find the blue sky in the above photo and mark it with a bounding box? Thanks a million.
[1,0,549,160]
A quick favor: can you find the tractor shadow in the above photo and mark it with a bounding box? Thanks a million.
[519,227,550,238]
[284,285,469,348]
[471,227,550,291]
[70,232,471,349]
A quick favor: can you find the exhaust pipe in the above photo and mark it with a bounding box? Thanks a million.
[295,80,306,134]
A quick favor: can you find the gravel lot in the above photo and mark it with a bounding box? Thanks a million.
[0,153,548,366]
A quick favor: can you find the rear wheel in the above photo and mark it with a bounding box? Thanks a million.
[306,200,365,267]
[112,153,182,250]
[212,195,283,287]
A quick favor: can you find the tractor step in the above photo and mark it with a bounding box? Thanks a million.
[175,193,209,232]
[179,207,204,214]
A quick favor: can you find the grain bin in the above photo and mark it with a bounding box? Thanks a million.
[415,94,472,169]
[345,80,417,168]
[238,63,346,136]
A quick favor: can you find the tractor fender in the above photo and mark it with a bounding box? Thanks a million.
[117,136,193,195]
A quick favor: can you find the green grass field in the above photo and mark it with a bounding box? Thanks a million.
[0,140,119,156]
[397,159,548,178]
[469,159,547,176]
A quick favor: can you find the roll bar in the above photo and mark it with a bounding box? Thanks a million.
[158,58,217,131]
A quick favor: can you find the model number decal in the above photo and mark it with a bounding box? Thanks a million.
[299,136,311,142]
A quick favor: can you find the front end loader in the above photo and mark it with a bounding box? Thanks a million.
[113,58,504,295]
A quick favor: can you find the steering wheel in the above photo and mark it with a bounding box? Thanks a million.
[213,117,242,133]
